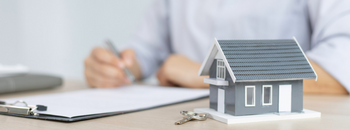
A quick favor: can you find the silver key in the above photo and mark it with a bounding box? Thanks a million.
[175,116,193,125]
[175,111,209,125]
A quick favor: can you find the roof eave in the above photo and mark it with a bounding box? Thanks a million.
[235,77,317,82]
[214,38,237,83]
[198,39,217,76]
[293,37,318,81]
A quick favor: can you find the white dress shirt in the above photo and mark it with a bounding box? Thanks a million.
[121,0,350,92]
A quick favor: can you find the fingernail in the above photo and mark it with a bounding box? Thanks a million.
[118,62,125,68]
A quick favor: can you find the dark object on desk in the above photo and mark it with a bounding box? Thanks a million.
[0,73,62,94]
[36,105,47,111]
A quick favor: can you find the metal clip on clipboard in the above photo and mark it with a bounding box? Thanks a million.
[0,100,47,116]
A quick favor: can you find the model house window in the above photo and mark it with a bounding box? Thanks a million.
[245,86,255,107]
[216,59,226,80]
[262,85,273,105]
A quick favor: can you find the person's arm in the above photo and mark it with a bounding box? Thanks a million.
[157,54,209,88]
[305,0,350,94]
[304,60,348,94]
[155,54,349,92]
[120,0,171,79]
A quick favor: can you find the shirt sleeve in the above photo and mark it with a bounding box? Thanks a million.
[306,0,350,92]
[120,0,171,79]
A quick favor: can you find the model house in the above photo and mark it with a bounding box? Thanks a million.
[198,38,317,116]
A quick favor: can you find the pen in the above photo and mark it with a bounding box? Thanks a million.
[105,40,136,83]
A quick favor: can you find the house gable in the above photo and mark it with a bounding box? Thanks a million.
[198,38,237,82]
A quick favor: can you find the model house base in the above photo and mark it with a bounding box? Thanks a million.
[194,108,321,124]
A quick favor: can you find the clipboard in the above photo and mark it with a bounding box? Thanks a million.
[0,85,209,122]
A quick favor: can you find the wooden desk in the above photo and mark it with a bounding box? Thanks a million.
[1,80,350,130]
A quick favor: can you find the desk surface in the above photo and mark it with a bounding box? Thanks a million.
[1,80,350,130]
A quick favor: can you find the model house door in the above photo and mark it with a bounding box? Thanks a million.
[218,88,225,113]
[278,85,292,112]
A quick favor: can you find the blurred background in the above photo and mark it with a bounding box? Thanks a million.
[0,0,155,80]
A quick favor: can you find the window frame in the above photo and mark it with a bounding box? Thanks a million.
[262,85,273,106]
[245,85,256,107]
[216,59,226,80]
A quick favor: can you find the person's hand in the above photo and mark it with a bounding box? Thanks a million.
[84,47,141,88]
[157,54,209,88]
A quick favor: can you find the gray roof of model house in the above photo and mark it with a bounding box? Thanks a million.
[217,39,317,81]
[198,38,317,82]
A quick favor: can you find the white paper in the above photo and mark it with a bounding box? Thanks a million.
[2,85,209,118]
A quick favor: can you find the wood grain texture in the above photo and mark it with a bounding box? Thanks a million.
[1,80,350,130]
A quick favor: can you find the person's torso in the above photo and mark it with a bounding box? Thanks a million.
[168,0,311,63]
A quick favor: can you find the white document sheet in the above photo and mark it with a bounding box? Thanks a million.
[2,85,209,118]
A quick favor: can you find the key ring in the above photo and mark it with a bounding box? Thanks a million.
[8,100,29,107]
